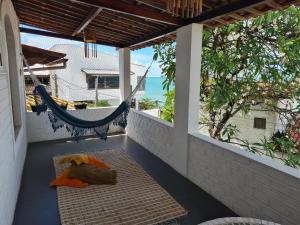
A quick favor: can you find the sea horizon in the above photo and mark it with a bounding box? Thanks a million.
[141,76,174,103]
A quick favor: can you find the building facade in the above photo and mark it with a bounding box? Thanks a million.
[49,44,145,105]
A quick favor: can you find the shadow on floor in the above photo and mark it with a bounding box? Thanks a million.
[13,134,236,225]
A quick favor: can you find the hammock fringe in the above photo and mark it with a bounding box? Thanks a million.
[34,88,130,141]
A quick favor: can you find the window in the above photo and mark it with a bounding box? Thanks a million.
[25,76,33,85]
[25,76,50,85]
[87,76,119,89]
[5,15,22,139]
[254,117,266,129]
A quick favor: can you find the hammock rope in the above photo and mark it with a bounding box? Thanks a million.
[24,56,153,141]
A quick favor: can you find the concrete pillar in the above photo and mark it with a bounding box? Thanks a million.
[173,23,203,175]
[119,48,131,101]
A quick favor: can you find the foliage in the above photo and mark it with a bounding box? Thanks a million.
[97,100,111,107]
[138,97,157,110]
[221,124,239,143]
[88,100,111,108]
[160,89,175,123]
[153,42,176,91]
[153,6,300,168]
[239,134,300,168]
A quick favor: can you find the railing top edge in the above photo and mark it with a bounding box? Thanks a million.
[189,132,300,179]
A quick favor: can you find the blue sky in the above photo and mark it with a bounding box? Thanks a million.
[21,32,162,77]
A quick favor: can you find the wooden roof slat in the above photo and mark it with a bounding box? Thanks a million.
[19,12,137,42]
[15,4,83,26]
[16,0,88,20]
[94,14,160,34]
[91,18,152,36]
[22,44,67,66]
[49,0,92,12]
[126,0,269,48]
[20,27,124,47]
[70,0,185,26]
[100,10,168,31]
[244,7,265,16]
[72,7,103,36]
[266,0,285,9]
[20,20,130,44]
[14,0,299,49]
[136,0,166,12]
[186,0,266,24]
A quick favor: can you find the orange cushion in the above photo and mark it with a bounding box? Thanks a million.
[50,168,88,188]
[50,155,110,188]
[51,177,89,188]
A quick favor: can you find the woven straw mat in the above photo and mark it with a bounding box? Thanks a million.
[53,150,187,225]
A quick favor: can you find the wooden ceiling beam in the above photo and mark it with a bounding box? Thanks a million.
[265,0,283,9]
[18,9,134,40]
[72,7,103,36]
[101,10,166,31]
[16,0,85,19]
[126,0,267,48]
[187,0,266,24]
[20,27,124,47]
[20,18,128,43]
[245,7,264,16]
[94,13,159,33]
[136,0,166,13]
[92,18,150,35]
[69,0,184,26]
[16,7,81,27]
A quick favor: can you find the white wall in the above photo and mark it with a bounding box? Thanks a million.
[0,1,27,225]
[127,110,176,167]
[27,107,123,143]
[127,110,300,225]
[188,133,300,225]
[49,45,145,104]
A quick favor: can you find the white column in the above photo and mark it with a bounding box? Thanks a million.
[173,23,203,175]
[119,48,131,101]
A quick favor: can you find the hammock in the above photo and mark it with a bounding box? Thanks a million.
[24,56,153,141]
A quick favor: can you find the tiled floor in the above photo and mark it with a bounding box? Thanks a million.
[13,135,236,225]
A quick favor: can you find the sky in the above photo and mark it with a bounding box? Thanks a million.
[21,32,162,77]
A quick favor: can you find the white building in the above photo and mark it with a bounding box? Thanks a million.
[199,104,279,144]
[49,44,145,105]
[146,103,281,144]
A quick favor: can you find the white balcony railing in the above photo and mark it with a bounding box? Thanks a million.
[26,107,300,225]
[126,109,300,225]
[26,107,123,143]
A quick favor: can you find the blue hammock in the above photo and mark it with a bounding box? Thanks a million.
[33,85,130,140]
[26,57,153,141]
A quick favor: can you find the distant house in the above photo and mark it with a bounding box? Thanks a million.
[198,83,299,143]
[22,44,67,95]
[24,69,51,95]
[49,44,145,105]
[225,104,279,143]
[197,104,280,143]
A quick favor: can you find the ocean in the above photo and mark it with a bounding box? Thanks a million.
[142,77,173,103]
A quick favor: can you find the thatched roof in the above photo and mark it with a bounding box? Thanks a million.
[14,0,299,49]
[22,44,67,66]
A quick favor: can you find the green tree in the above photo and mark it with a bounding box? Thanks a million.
[160,89,175,123]
[154,6,300,167]
[138,97,157,110]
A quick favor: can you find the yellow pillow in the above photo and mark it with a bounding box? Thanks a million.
[59,154,89,165]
